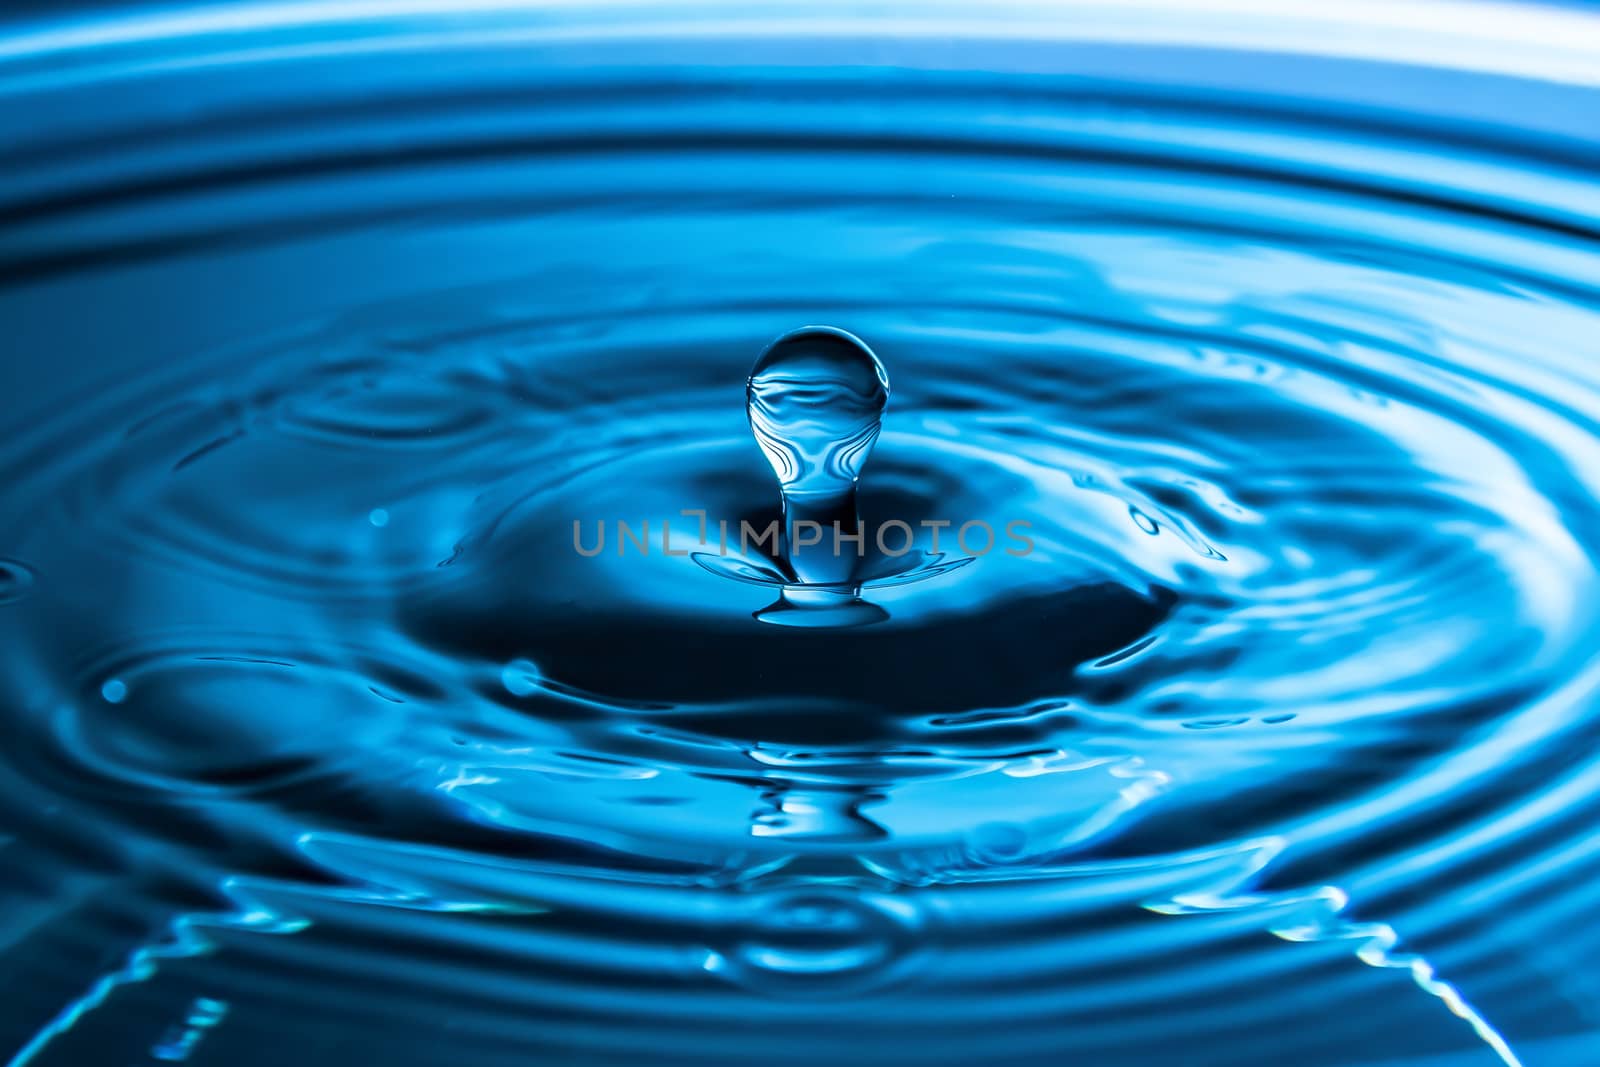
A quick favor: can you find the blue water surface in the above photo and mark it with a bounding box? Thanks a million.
[3,2,1600,1065]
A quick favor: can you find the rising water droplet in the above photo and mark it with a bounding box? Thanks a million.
[0,558,35,604]
[747,325,889,499]
[101,678,128,704]
[747,326,888,590]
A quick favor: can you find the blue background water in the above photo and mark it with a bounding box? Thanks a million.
[4,2,1600,1064]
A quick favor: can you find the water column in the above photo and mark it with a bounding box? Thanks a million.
[747,326,890,625]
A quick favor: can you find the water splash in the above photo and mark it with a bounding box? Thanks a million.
[3,3,1600,1065]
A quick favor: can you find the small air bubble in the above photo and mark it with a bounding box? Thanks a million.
[368,508,390,528]
[101,678,128,704]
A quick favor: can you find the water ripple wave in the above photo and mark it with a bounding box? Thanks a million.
[2,3,1600,1066]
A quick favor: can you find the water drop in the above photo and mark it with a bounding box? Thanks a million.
[500,658,541,697]
[748,326,888,499]
[101,678,128,704]
[0,558,35,604]
[748,326,888,587]
[368,508,390,527]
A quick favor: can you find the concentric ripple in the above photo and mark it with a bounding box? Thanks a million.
[3,3,1600,1066]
